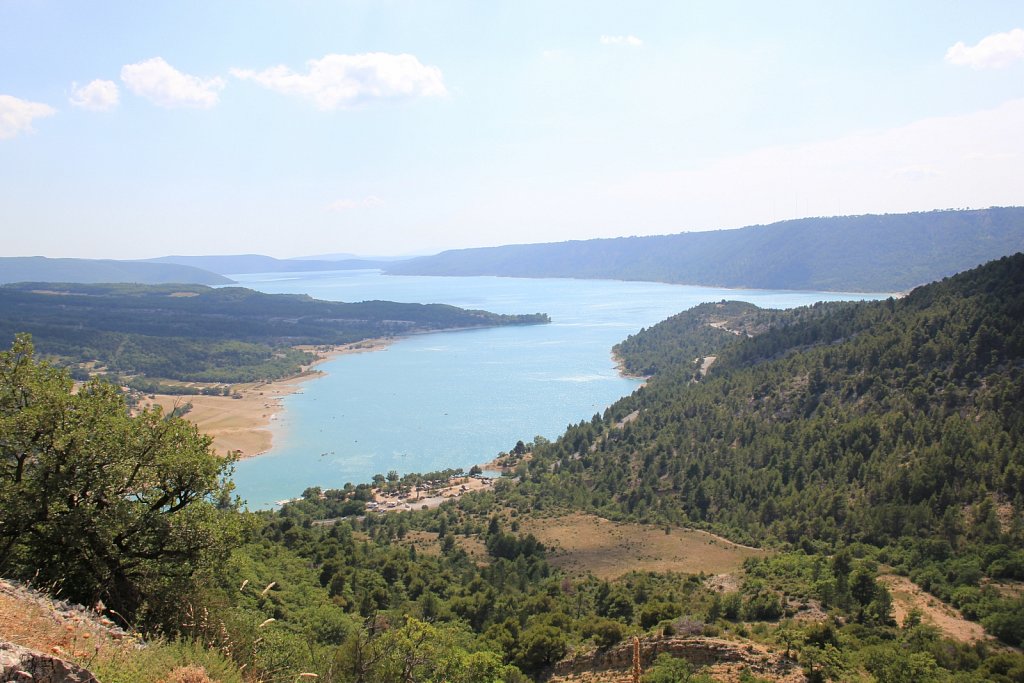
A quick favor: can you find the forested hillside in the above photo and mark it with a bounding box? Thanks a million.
[3,256,1024,683]
[205,253,1022,681]
[612,300,858,377]
[0,282,548,384]
[0,256,231,285]
[513,253,1024,645]
[386,207,1024,292]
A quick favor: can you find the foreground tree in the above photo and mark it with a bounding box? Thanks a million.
[0,334,242,627]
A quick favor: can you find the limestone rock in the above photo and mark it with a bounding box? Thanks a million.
[0,641,100,683]
[549,634,802,682]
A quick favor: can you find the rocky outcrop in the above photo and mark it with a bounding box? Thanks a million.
[0,579,126,640]
[0,641,100,682]
[549,635,803,682]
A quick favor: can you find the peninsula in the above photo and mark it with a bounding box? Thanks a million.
[1,282,550,457]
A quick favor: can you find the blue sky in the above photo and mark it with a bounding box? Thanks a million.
[1,1,1022,259]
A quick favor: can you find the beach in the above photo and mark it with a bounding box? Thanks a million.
[141,339,392,459]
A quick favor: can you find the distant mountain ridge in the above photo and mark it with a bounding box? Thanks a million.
[147,254,390,274]
[288,252,416,262]
[0,256,231,286]
[385,207,1024,292]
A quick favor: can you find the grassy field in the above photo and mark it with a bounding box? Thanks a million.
[519,512,768,580]
[399,530,490,564]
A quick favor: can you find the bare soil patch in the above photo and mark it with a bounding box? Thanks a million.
[400,530,442,557]
[396,531,489,564]
[520,513,768,580]
[879,574,990,643]
[986,579,1024,599]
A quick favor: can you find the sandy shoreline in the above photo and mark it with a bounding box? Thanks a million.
[141,339,392,459]
[148,338,639,464]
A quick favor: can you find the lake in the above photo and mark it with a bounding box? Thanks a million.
[230,271,887,507]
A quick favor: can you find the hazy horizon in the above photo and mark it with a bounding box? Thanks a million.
[2,2,1022,260]
[7,204,1023,263]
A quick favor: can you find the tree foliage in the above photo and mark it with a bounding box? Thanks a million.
[506,253,1024,644]
[0,282,550,384]
[0,334,243,625]
[6,253,1024,681]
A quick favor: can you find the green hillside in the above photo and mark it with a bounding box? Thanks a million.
[513,253,1024,644]
[612,300,859,377]
[2,255,1023,683]
[0,282,549,385]
[386,207,1024,292]
[0,256,232,285]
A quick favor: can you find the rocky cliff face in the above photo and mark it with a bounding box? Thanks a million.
[0,641,100,683]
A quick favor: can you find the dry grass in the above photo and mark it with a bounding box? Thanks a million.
[456,535,490,564]
[159,665,217,683]
[519,513,768,580]
[986,579,1024,599]
[0,579,241,683]
[397,530,489,564]
[0,582,115,664]
[399,530,443,557]
[879,574,992,644]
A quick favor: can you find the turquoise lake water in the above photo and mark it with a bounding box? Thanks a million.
[230,271,886,508]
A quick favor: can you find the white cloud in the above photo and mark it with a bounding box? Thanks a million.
[946,28,1024,69]
[605,97,1024,229]
[0,95,56,140]
[600,35,643,47]
[231,53,447,110]
[121,57,225,108]
[328,196,386,212]
[69,79,119,111]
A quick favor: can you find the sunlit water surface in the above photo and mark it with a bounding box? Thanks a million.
[229,271,886,507]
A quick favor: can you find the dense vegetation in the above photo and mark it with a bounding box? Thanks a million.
[3,254,1024,682]
[0,282,549,384]
[386,207,1024,292]
[0,335,244,625]
[0,256,231,285]
[512,253,1024,647]
[612,300,858,377]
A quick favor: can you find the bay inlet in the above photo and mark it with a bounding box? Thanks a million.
[230,271,887,508]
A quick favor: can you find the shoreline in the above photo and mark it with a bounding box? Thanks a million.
[150,331,641,470]
[611,350,650,384]
[141,338,393,459]
[141,321,551,462]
